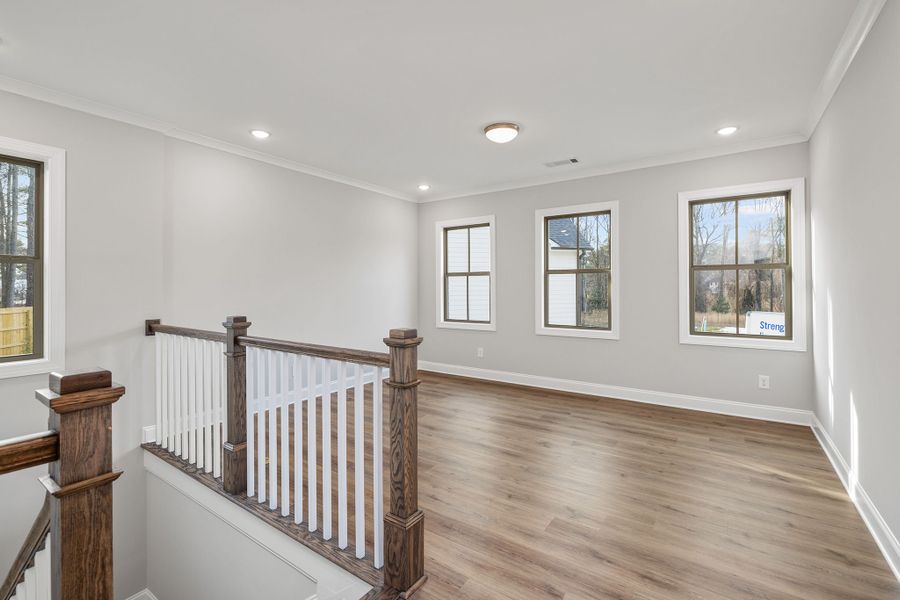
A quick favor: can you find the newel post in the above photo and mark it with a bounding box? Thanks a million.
[222,315,250,494]
[383,328,426,596]
[36,368,125,600]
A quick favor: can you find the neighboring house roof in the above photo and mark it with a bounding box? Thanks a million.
[547,217,577,249]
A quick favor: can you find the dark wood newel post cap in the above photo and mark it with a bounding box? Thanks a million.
[49,368,112,395]
[389,328,418,339]
[223,315,250,327]
[144,319,160,336]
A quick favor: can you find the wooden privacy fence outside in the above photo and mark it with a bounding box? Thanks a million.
[0,307,32,357]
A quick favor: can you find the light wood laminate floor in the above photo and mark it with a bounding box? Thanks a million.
[412,373,900,600]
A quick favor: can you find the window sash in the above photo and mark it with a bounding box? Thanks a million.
[543,210,613,330]
[0,154,44,362]
[443,224,491,324]
[688,192,792,340]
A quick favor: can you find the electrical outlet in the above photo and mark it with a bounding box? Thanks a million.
[758,375,770,390]
[476,347,484,358]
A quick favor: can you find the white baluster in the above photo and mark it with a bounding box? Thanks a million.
[220,347,227,473]
[337,360,348,549]
[203,340,213,473]
[189,338,198,465]
[373,365,384,568]
[256,347,267,503]
[175,336,183,457]
[307,355,318,532]
[292,353,303,523]
[354,363,365,558]
[268,349,278,510]
[212,340,222,479]
[322,359,333,540]
[24,560,35,600]
[167,334,175,452]
[155,332,162,446]
[34,534,49,600]
[195,338,203,466]
[247,346,255,496]
[280,352,290,516]
[160,334,169,448]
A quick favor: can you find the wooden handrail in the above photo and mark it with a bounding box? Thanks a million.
[236,334,391,367]
[0,431,59,475]
[144,320,388,366]
[0,495,50,600]
[145,320,226,343]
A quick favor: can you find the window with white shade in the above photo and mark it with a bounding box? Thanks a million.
[436,216,495,331]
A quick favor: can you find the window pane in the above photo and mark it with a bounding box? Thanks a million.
[578,213,611,269]
[693,269,737,333]
[547,217,577,263]
[547,273,576,326]
[0,262,35,357]
[738,196,787,265]
[446,276,467,320]
[738,268,787,336]
[469,226,490,272]
[446,228,468,273]
[692,201,735,265]
[0,161,38,257]
[468,275,490,321]
[577,272,610,329]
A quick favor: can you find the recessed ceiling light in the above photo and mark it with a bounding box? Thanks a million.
[716,126,739,136]
[250,129,270,139]
[418,184,431,191]
[484,122,520,144]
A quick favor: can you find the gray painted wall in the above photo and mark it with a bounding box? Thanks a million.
[0,91,417,598]
[0,90,164,599]
[147,474,317,600]
[162,137,418,350]
[809,0,900,549]
[418,143,813,410]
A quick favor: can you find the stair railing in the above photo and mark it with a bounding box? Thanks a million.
[145,317,426,597]
[0,369,125,600]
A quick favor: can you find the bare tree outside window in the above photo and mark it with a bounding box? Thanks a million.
[0,154,42,360]
[690,193,790,339]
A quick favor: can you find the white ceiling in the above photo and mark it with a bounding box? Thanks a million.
[0,1,872,201]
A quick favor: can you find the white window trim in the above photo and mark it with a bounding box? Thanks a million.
[677,177,807,352]
[535,201,620,340]
[0,136,66,378]
[435,215,496,331]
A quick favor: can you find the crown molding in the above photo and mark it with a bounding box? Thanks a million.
[0,0,883,207]
[421,133,809,203]
[806,0,887,136]
[0,74,416,203]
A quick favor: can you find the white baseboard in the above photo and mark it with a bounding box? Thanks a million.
[811,415,900,582]
[123,590,159,600]
[420,361,813,426]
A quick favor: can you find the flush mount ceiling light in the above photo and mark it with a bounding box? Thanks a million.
[250,129,270,139]
[716,126,739,136]
[484,122,520,144]
[418,183,431,191]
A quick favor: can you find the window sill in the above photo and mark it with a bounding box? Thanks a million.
[436,320,496,332]
[680,333,806,352]
[0,356,64,380]
[536,326,619,340]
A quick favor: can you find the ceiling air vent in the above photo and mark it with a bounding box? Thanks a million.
[544,158,579,168]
